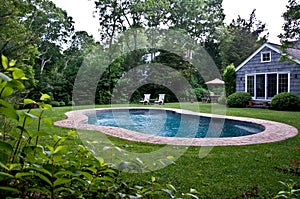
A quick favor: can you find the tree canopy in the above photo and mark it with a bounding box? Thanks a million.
[279,0,300,47]
[219,9,268,69]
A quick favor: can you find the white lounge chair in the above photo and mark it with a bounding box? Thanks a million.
[140,94,151,104]
[154,94,165,105]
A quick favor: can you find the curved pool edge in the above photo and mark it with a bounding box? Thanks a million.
[54,107,298,146]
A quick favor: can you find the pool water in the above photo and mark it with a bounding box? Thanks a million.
[88,109,265,138]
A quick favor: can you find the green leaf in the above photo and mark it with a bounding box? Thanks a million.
[7,79,25,91]
[34,172,52,186]
[0,72,12,82]
[151,176,156,182]
[42,117,53,126]
[67,130,76,138]
[0,186,20,193]
[37,102,52,110]
[85,167,97,174]
[166,184,177,192]
[79,171,93,181]
[0,87,13,98]
[54,178,72,187]
[24,98,36,106]
[0,172,14,178]
[9,163,21,170]
[0,99,18,120]
[9,59,17,67]
[53,135,61,142]
[0,141,13,153]
[53,145,67,154]
[0,162,9,171]
[54,170,75,178]
[40,93,51,101]
[12,69,26,80]
[29,167,51,177]
[1,55,8,70]
[15,172,34,178]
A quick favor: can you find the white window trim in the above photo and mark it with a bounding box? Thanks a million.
[245,72,290,100]
[261,51,271,63]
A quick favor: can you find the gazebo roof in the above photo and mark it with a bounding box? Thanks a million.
[205,78,225,85]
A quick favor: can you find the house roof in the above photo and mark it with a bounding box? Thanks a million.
[235,42,300,72]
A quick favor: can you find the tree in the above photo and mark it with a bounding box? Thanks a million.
[0,0,39,83]
[168,0,225,68]
[223,64,236,97]
[219,9,268,69]
[279,0,300,49]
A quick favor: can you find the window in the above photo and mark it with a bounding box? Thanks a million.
[247,76,254,97]
[261,52,271,62]
[246,73,289,100]
[256,74,265,98]
[278,74,288,93]
[267,74,277,98]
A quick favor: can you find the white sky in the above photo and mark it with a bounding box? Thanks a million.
[51,0,289,44]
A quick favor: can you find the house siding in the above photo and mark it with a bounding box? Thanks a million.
[236,46,300,98]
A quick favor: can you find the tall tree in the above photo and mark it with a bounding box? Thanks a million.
[219,9,268,69]
[279,0,300,48]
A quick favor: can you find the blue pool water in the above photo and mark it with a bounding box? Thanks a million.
[87,109,265,138]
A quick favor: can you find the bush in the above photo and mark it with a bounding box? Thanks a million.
[227,92,252,108]
[270,92,300,111]
[193,87,208,101]
[51,101,60,107]
[67,101,75,106]
[59,101,65,106]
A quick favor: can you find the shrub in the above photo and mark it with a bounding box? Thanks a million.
[67,101,75,106]
[223,64,236,97]
[270,92,300,111]
[193,87,208,101]
[51,101,60,107]
[59,101,65,106]
[227,92,252,108]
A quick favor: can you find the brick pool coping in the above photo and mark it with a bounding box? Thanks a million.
[54,107,298,146]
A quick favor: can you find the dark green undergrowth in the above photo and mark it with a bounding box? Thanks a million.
[26,103,300,198]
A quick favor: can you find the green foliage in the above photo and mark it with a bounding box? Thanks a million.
[67,101,75,106]
[223,64,236,97]
[51,101,60,107]
[59,101,65,106]
[0,54,202,198]
[270,92,300,111]
[279,0,300,47]
[193,87,208,101]
[227,92,252,107]
[274,180,300,199]
[219,9,267,68]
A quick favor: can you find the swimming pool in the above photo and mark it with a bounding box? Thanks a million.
[88,109,265,138]
[54,107,298,146]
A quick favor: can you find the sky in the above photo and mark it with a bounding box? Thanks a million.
[51,0,289,44]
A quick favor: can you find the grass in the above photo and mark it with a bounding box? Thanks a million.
[30,103,300,198]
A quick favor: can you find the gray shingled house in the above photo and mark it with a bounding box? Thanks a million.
[235,41,300,101]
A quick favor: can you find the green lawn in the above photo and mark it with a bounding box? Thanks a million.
[37,103,300,198]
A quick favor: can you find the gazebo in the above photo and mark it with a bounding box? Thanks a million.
[204,78,225,103]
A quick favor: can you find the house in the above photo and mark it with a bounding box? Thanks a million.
[235,41,300,101]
